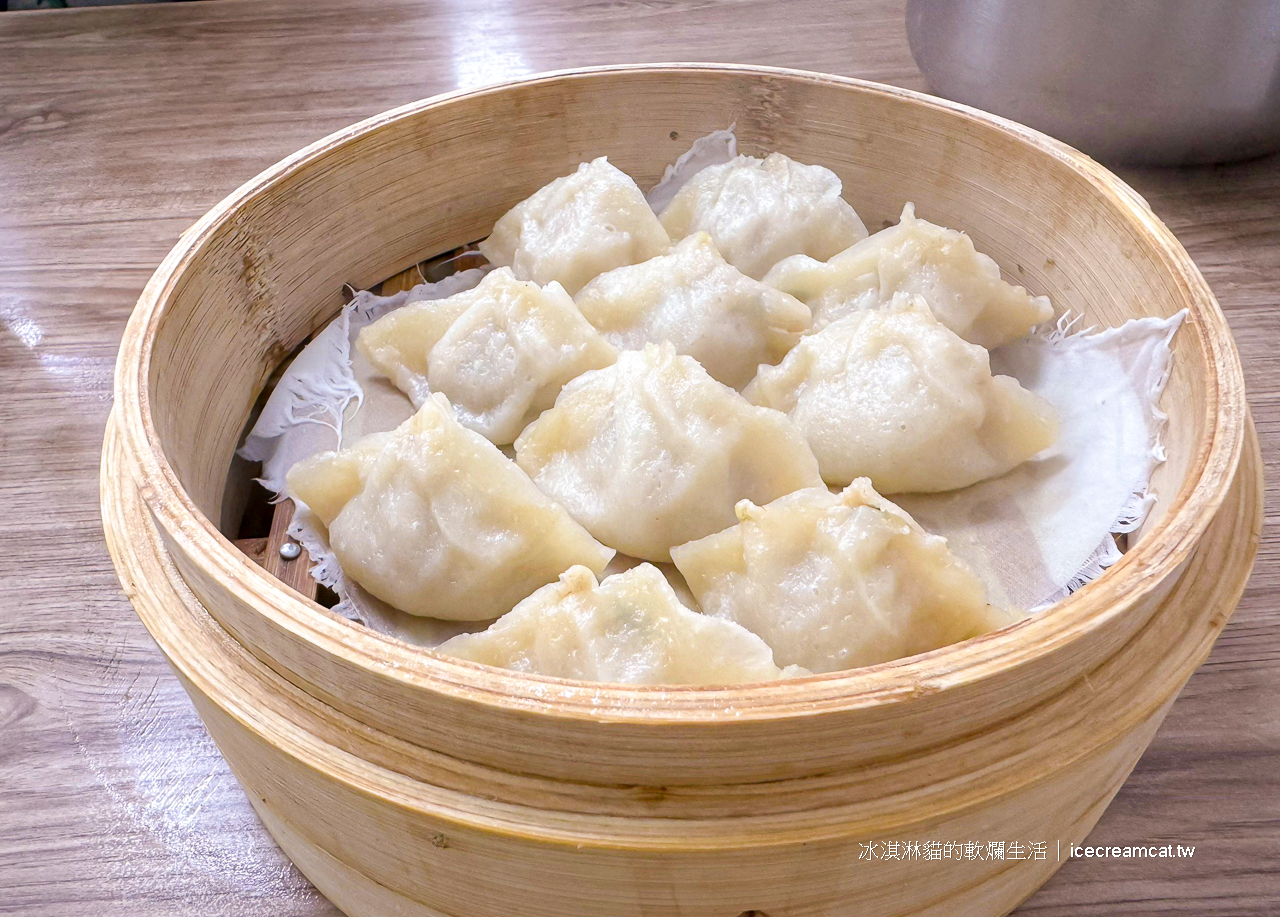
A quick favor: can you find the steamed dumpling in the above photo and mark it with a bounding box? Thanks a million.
[438,564,800,684]
[574,232,811,390]
[287,394,613,619]
[658,152,867,279]
[355,286,474,405]
[514,343,823,562]
[671,480,1013,673]
[744,294,1058,493]
[357,268,617,444]
[764,203,1053,348]
[479,157,671,294]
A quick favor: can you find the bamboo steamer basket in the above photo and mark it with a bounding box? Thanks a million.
[103,65,1260,915]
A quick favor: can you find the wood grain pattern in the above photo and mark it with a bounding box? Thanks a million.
[261,500,317,603]
[0,1,1276,915]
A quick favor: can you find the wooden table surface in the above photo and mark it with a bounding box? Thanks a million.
[0,1,1276,914]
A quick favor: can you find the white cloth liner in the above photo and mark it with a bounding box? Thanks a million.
[896,311,1183,611]
[237,129,1181,646]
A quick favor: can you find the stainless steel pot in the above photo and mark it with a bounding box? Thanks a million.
[906,0,1280,165]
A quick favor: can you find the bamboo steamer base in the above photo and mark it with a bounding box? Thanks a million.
[249,785,1113,917]
[101,411,1263,917]
[246,736,1143,917]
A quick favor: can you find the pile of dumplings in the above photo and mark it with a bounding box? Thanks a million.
[288,148,1060,685]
